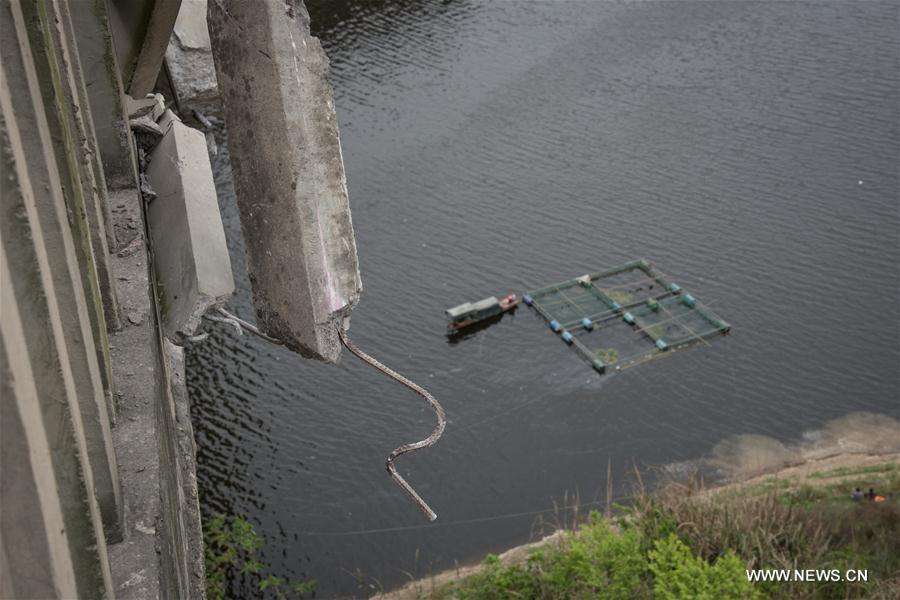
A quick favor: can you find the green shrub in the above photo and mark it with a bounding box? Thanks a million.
[649,534,758,600]
[203,513,316,599]
[536,515,644,598]
[404,463,900,599]
[452,554,537,600]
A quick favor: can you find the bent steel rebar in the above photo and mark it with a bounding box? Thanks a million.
[337,327,446,521]
[214,307,285,345]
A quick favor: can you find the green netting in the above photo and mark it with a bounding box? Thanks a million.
[524,260,730,373]
[571,319,656,368]
[588,264,671,306]
[631,295,730,347]
[530,282,613,326]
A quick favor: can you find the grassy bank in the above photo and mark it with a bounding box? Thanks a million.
[390,454,900,599]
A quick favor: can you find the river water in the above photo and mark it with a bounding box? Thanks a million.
[186,1,899,596]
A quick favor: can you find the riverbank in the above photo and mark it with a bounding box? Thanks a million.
[377,451,900,599]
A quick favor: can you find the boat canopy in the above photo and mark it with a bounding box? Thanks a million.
[446,296,499,319]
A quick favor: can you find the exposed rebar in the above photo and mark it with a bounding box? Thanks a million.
[338,327,446,521]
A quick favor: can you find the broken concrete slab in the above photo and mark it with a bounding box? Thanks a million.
[129,114,165,137]
[208,0,362,362]
[165,0,219,113]
[145,110,234,337]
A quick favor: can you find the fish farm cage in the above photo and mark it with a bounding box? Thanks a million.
[522,260,730,374]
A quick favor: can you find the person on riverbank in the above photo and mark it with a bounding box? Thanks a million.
[851,487,863,501]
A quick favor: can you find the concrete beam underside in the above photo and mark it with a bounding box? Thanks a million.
[56,0,119,256]
[18,0,119,421]
[70,0,139,192]
[1,0,123,545]
[3,0,208,597]
[0,292,81,600]
[1,81,114,599]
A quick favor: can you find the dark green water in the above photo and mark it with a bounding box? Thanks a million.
[188,1,899,596]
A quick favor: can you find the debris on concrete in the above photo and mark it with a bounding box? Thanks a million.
[128,115,164,138]
[129,95,168,168]
[116,237,143,258]
[125,93,166,122]
[138,174,157,203]
[105,188,162,598]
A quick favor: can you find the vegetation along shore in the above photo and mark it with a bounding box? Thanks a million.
[378,452,900,599]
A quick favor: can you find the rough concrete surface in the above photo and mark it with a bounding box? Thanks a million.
[208,0,362,362]
[0,253,84,600]
[146,109,234,337]
[106,188,164,599]
[106,186,206,599]
[161,338,207,599]
[165,0,219,113]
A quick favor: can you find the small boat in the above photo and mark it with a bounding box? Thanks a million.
[446,294,518,333]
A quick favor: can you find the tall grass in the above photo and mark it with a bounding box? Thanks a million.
[432,463,900,599]
[632,474,900,598]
